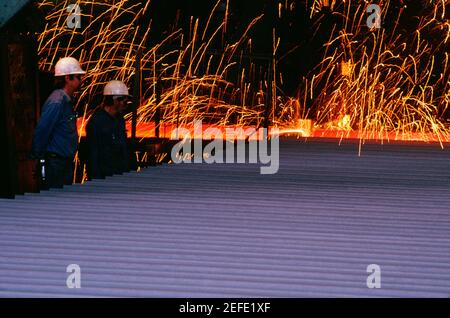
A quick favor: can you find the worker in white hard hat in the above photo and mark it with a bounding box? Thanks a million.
[31,57,86,189]
[85,80,131,180]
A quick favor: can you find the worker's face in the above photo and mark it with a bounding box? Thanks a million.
[66,74,83,92]
[113,96,129,115]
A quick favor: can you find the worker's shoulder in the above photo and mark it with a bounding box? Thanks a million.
[44,89,71,107]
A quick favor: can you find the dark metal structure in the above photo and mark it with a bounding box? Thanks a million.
[0,1,40,198]
[0,1,30,29]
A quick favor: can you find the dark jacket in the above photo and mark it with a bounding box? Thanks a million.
[86,109,129,179]
[31,89,78,159]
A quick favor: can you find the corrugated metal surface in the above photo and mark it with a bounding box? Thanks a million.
[0,139,449,297]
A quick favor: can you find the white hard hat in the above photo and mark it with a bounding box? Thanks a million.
[54,57,86,76]
[103,80,130,96]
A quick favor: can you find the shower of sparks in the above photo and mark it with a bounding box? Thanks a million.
[37,0,450,147]
[298,0,450,144]
[37,0,270,129]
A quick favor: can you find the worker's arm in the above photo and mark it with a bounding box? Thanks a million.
[31,102,63,159]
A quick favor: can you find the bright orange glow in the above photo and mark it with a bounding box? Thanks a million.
[77,119,450,144]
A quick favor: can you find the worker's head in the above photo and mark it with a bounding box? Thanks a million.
[54,57,85,96]
[103,80,131,116]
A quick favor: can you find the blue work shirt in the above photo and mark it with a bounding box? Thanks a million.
[31,89,79,159]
